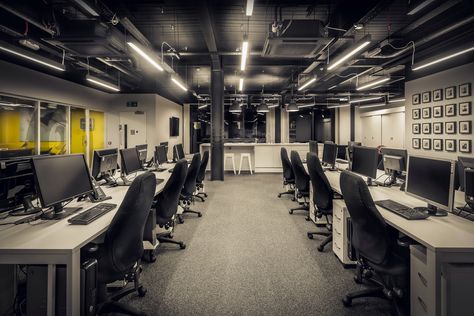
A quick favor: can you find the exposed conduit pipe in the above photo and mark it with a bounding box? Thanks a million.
[0,3,56,36]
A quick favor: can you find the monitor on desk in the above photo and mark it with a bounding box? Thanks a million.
[0,148,34,159]
[32,154,94,220]
[91,148,118,186]
[173,144,185,161]
[309,141,318,156]
[160,142,169,159]
[337,145,347,160]
[322,142,337,170]
[381,147,407,187]
[135,144,148,167]
[405,155,455,216]
[465,169,474,210]
[346,142,362,163]
[155,145,168,166]
[457,156,474,191]
[351,146,379,185]
[120,148,142,176]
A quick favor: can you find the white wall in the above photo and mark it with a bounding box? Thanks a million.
[405,62,474,159]
[281,109,289,143]
[155,94,183,158]
[337,106,351,144]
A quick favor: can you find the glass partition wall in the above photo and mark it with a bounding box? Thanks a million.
[0,94,105,165]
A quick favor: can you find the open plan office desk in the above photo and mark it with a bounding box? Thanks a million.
[319,168,474,316]
[0,163,174,316]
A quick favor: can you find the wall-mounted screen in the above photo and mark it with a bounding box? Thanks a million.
[170,117,179,137]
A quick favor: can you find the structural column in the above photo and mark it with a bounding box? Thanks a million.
[350,104,355,141]
[210,66,224,180]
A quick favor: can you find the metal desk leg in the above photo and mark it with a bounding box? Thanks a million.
[66,250,81,316]
[47,264,56,316]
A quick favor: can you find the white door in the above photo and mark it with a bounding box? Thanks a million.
[119,111,147,149]
[382,112,405,148]
[360,115,382,147]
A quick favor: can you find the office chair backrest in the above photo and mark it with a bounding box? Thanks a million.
[196,150,209,184]
[155,159,188,225]
[104,172,156,274]
[340,171,391,265]
[307,152,333,212]
[290,150,310,193]
[280,147,295,181]
[182,153,201,197]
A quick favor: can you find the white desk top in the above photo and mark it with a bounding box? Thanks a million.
[323,169,474,252]
[200,142,309,147]
[0,163,174,253]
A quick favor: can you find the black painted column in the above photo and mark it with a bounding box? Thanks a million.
[210,67,224,180]
[350,104,355,141]
[275,107,281,143]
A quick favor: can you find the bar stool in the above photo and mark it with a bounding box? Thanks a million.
[224,153,236,174]
[238,153,253,175]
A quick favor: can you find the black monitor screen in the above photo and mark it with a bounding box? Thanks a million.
[351,146,379,179]
[170,117,179,136]
[381,147,407,172]
[457,156,474,191]
[466,169,474,206]
[322,143,337,166]
[160,142,169,157]
[120,148,142,175]
[32,155,93,208]
[91,148,118,179]
[174,144,185,160]
[0,148,34,159]
[136,144,148,163]
[155,145,168,165]
[406,156,453,210]
[309,141,318,156]
[337,145,347,160]
[0,157,36,211]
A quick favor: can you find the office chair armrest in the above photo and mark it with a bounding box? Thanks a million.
[82,242,100,254]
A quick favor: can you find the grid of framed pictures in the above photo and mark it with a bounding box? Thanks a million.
[411,82,472,153]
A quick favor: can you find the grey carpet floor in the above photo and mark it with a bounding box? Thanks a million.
[124,173,393,315]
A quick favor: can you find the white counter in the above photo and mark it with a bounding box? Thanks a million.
[199,142,319,173]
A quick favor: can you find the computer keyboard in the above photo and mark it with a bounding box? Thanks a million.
[375,199,429,220]
[68,203,117,225]
[152,168,167,172]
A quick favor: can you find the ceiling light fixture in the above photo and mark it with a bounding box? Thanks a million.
[356,76,390,91]
[241,35,249,71]
[229,99,241,113]
[86,74,120,92]
[358,102,387,109]
[327,34,371,71]
[388,97,406,103]
[198,104,209,109]
[286,99,299,112]
[71,0,100,17]
[297,103,315,109]
[298,77,316,91]
[239,78,244,91]
[407,0,436,15]
[327,103,350,109]
[0,40,65,72]
[412,46,474,71]
[349,96,383,104]
[127,42,164,71]
[171,77,187,91]
[246,0,254,16]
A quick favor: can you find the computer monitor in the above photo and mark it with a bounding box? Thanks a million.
[351,146,379,186]
[457,156,474,191]
[405,155,455,216]
[91,148,118,186]
[155,145,168,166]
[173,144,185,161]
[346,141,362,165]
[381,148,408,188]
[309,141,318,156]
[465,169,474,211]
[0,148,34,159]
[119,148,142,185]
[160,141,169,160]
[32,154,94,219]
[135,144,148,168]
[322,143,337,170]
[337,145,347,160]
[0,156,41,216]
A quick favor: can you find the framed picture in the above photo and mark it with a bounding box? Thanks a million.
[433,105,443,118]
[412,123,421,134]
[422,91,431,103]
[445,86,456,99]
[459,82,472,98]
[412,94,420,105]
[433,89,443,101]
[459,139,472,153]
[412,138,421,149]
[445,139,456,152]
[433,122,443,134]
[445,104,457,117]
[459,102,472,115]
[459,121,472,134]
[422,138,431,150]
[422,107,431,119]
[412,108,421,120]
[422,123,431,134]
[433,139,443,151]
[445,121,457,134]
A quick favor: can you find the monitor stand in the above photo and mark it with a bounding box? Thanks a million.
[367,178,378,187]
[414,204,448,217]
[103,174,118,187]
[41,204,82,220]
[120,174,132,186]
[9,196,42,216]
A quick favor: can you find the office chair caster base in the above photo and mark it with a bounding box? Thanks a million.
[179,242,186,249]
[144,251,156,263]
[305,216,310,221]
[317,245,324,252]
[198,212,202,217]
[289,210,293,214]
[307,233,314,239]
[342,296,352,307]
[178,215,184,224]
[291,197,296,201]
[278,193,282,198]
[354,275,363,284]
[137,286,147,297]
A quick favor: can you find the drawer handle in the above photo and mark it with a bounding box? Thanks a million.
[417,296,427,312]
[418,272,427,287]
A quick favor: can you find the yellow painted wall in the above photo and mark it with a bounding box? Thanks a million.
[70,108,86,155]
[0,110,35,151]
[89,111,105,161]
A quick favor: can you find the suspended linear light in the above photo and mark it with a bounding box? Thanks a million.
[246,0,254,16]
[327,103,350,109]
[286,99,299,112]
[86,74,120,92]
[407,0,436,15]
[412,46,474,71]
[0,40,65,72]
[388,97,406,103]
[327,34,371,71]
[239,78,244,91]
[349,96,382,104]
[298,77,316,91]
[171,77,187,91]
[358,102,387,109]
[241,35,249,71]
[71,0,100,16]
[198,104,209,109]
[298,103,316,109]
[357,76,390,91]
[127,42,164,71]
[268,102,280,108]
[229,100,241,113]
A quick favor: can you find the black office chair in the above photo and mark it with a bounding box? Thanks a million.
[289,150,310,217]
[277,147,295,199]
[306,153,342,252]
[340,171,409,315]
[82,172,157,316]
[179,153,202,222]
[195,150,209,202]
[152,159,188,256]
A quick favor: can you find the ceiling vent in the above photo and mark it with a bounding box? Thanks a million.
[262,20,333,58]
